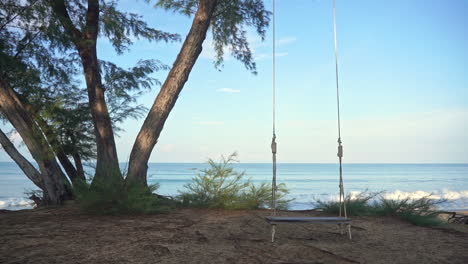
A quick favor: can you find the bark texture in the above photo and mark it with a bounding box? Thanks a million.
[127,0,218,185]
[0,78,72,205]
[50,0,121,180]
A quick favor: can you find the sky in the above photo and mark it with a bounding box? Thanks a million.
[1,0,467,163]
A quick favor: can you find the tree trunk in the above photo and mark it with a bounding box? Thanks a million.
[0,128,44,189]
[35,116,84,183]
[50,0,122,181]
[127,0,218,186]
[0,78,72,205]
[73,151,85,181]
[79,45,121,182]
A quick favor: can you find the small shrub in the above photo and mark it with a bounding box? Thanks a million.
[315,191,446,226]
[178,153,291,210]
[234,182,291,210]
[372,196,446,226]
[316,191,380,216]
[73,173,174,215]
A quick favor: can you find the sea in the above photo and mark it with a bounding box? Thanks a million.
[1,162,467,211]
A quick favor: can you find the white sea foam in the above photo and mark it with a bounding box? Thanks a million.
[289,189,468,210]
[381,189,468,201]
[0,198,34,209]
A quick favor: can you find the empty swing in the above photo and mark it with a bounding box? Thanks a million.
[265,0,352,242]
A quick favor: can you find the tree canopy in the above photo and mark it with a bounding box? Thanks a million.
[0,0,271,205]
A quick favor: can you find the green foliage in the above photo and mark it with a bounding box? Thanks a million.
[100,1,181,54]
[157,0,270,74]
[178,153,291,210]
[372,196,446,227]
[316,191,446,227]
[316,191,380,216]
[73,173,174,215]
[236,182,290,210]
[1,0,174,168]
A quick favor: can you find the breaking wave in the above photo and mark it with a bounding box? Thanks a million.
[289,189,468,210]
[0,198,34,210]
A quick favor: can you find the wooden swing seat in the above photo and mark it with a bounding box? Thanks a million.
[266,216,351,224]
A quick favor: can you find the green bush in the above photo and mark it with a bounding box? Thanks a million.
[178,153,291,210]
[316,191,380,216]
[73,173,174,215]
[372,196,446,226]
[316,191,446,226]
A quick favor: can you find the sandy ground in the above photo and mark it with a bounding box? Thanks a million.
[1,207,467,264]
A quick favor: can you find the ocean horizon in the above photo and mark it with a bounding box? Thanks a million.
[1,162,467,211]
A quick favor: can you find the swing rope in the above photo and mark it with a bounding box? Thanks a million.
[270,0,278,242]
[269,0,350,241]
[333,0,348,221]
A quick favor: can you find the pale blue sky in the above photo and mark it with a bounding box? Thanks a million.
[1,0,467,163]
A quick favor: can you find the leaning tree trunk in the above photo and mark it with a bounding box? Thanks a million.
[50,0,121,181]
[35,116,84,183]
[22,96,83,183]
[127,0,219,186]
[0,128,44,190]
[0,78,72,205]
[72,151,86,180]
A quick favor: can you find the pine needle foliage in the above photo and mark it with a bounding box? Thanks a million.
[316,191,380,216]
[316,191,446,227]
[178,153,291,210]
[372,196,446,227]
[156,0,270,74]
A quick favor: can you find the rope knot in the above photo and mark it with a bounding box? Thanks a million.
[337,144,343,158]
[271,134,277,154]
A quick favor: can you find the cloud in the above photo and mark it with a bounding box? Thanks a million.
[252,36,294,60]
[254,52,289,60]
[217,88,240,93]
[197,121,224,125]
[200,33,265,61]
[200,39,218,60]
[275,52,288,57]
[277,36,297,46]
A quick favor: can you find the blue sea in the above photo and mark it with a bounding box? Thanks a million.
[1,162,467,210]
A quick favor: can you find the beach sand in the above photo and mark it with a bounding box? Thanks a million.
[1,207,467,264]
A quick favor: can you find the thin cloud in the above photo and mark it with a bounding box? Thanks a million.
[217,88,240,93]
[275,52,288,57]
[254,52,289,60]
[277,36,297,46]
[197,121,225,125]
[201,33,264,61]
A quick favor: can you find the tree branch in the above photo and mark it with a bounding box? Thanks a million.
[13,30,42,59]
[84,0,99,40]
[0,0,40,31]
[48,0,83,42]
